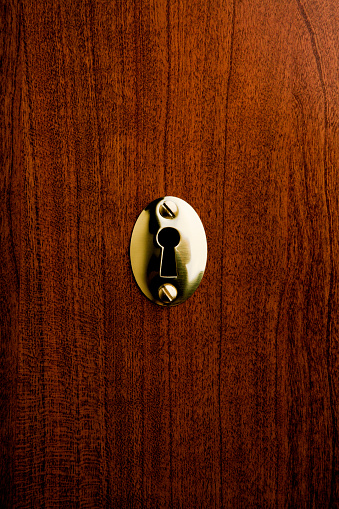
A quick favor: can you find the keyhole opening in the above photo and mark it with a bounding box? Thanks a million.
[157,227,180,278]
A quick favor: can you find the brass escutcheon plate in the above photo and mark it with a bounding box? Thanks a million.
[130,196,207,306]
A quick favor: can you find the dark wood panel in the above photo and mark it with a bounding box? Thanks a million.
[1,0,339,507]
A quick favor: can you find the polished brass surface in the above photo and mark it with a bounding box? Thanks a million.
[130,196,207,306]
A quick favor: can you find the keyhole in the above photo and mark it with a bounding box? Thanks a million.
[157,227,180,278]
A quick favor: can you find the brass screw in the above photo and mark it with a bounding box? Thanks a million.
[158,284,177,303]
[159,200,178,219]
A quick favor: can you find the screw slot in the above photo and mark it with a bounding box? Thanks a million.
[158,284,177,303]
[159,200,178,219]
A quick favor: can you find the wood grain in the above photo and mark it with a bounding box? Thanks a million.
[1,0,339,507]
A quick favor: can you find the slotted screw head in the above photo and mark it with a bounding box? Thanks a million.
[159,200,178,219]
[158,283,177,303]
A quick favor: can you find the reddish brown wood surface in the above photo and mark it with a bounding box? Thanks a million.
[1,0,339,507]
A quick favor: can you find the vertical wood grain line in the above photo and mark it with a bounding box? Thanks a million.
[219,1,236,506]
[88,5,108,502]
[8,20,21,293]
[274,284,287,509]
[167,309,173,506]
[134,0,141,204]
[163,0,171,196]
[295,2,336,505]
[0,1,21,507]
[21,7,47,504]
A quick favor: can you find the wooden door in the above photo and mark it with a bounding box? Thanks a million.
[2,0,339,507]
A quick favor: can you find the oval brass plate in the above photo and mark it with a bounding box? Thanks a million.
[130,196,207,306]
